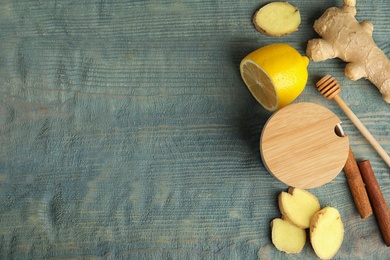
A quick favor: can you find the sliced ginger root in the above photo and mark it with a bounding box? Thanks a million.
[306,0,390,103]
[279,187,321,229]
[310,206,344,260]
[271,218,306,254]
[270,188,344,259]
[253,2,301,37]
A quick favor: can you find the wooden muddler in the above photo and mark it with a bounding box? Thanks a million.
[358,160,390,247]
[343,148,372,219]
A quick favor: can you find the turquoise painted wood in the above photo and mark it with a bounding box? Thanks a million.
[0,0,389,258]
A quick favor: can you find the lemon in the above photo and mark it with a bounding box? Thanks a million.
[240,43,309,111]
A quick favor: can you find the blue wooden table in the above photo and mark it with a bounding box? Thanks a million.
[0,0,389,259]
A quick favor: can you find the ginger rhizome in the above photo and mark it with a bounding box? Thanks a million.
[306,0,390,103]
[270,188,344,258]
[253,2,301,37]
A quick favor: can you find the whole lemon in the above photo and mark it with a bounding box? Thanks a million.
[240,44,309,111]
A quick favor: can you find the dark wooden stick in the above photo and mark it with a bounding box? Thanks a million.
[343,148,372,219]
[358,160,390,247]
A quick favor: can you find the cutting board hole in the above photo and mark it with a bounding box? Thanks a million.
[334,123,345,137]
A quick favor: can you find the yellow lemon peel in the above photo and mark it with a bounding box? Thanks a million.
[240,44,309,111]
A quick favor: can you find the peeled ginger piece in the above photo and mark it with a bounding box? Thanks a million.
[279,188,321,228]
[310,206,344,259]
[271,218,306,254]
[253,2,301,36]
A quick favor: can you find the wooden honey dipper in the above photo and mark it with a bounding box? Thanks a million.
[316,75,390,168]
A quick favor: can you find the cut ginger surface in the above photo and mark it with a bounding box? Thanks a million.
[271,218,306,254]
[279,188,321,229]
[310,206,344,259]
[253,2,301,37]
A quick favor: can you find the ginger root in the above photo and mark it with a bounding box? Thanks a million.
[310,207,344,260]
[271,218,306,254]
[270,188,345,258]
[253,2,301,37]
[306,0,390,103]
[279,187,321,229]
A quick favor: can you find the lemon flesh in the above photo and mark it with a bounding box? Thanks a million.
[240,44,309,111]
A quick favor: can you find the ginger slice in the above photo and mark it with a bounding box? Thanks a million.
[271,218,306,254]
[279,187,321,229]
[310,206,344,259]
[253,2,301,37]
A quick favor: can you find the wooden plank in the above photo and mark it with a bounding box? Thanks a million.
[0,0,389,258]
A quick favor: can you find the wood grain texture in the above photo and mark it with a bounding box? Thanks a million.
[0,0,389,259]
[261,102,349,189]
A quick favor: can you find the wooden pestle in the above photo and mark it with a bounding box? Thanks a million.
[343,148,372,219]
[358,160,390,247]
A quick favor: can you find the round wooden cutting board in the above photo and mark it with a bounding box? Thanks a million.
[260,102,350,189]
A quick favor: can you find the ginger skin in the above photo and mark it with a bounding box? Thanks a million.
[306,0,390,103]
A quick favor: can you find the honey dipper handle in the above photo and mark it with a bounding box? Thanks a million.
[333,95,390,168]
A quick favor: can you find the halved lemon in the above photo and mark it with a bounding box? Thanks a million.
[240,44,309,111]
